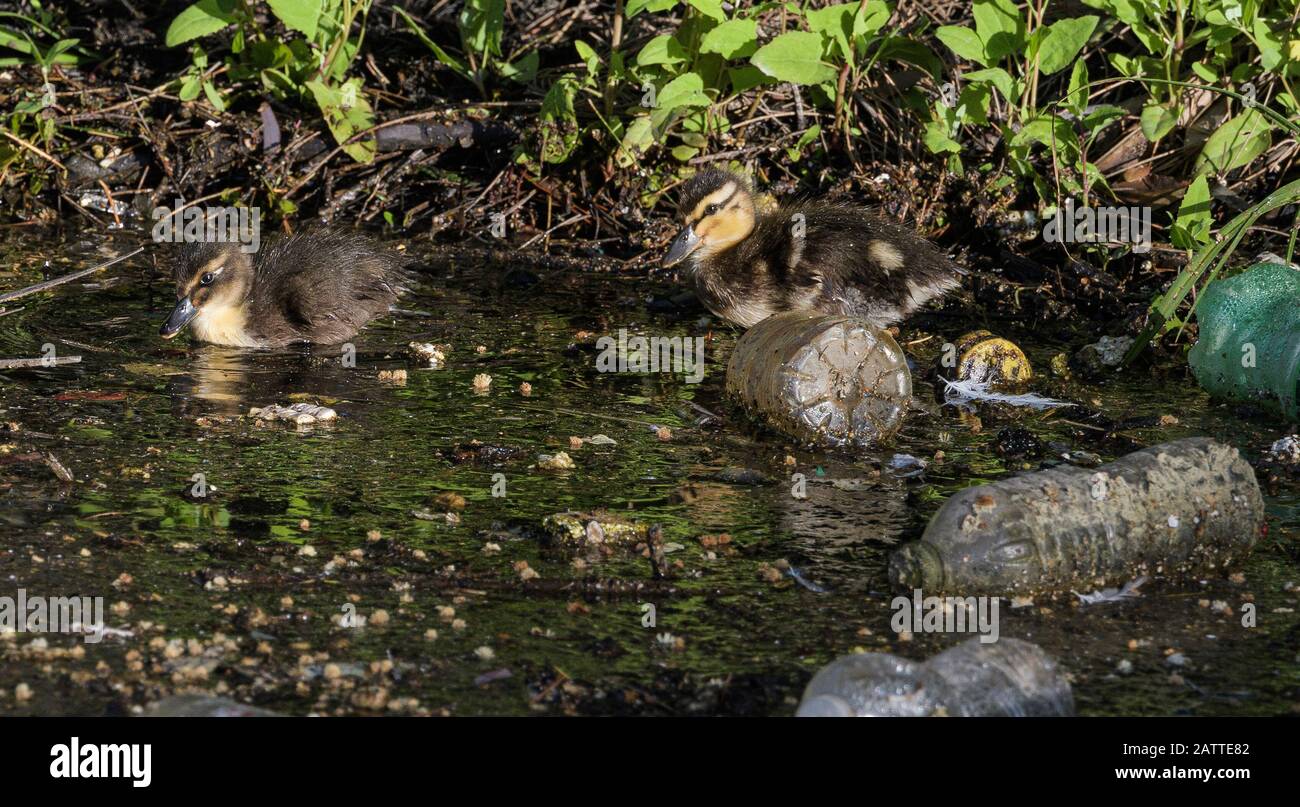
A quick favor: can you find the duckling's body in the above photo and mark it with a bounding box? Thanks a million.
[663,170,962,328]
[160,229,407,348]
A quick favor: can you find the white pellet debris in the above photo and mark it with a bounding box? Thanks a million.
[249,403,338,426]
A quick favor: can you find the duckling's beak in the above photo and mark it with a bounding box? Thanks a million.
[662,225,701,268]
[160,297,199,339]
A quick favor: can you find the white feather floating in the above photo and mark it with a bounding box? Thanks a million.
[940,377,1071,409]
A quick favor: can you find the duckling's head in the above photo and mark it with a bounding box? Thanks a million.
[160,242,254,339]
[662,169,756,269]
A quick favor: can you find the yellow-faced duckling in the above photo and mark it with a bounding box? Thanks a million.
[160,229,408,348]
[662,170,963,328]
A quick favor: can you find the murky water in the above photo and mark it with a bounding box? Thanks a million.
[1,232,1297,715]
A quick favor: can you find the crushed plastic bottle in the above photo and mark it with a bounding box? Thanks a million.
[1188,261,1300,419]
[725,311,911,448]
[797,638,1073,717]
[889,438,1263,595]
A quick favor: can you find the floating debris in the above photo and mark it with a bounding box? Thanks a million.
[951,331,1033,391]
[1268,435,1300,465]
[785,566,828,593]
[535,451,575,471]
[541,511,647,549]
[726,311,911,448]
[407,342,445,368]
[891,439,1264,595]
[797,637,1073,717]
[1075,576,1149,605]
[249,402,338,426]
[941,377,1069,409]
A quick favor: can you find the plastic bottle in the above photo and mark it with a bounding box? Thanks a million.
[889,438,1263,595]
[797,638,1073,717]
[1188,261,1300,418]
[725,311,911,448]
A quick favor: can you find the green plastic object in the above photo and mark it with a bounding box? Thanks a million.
[1188,261,1300,418]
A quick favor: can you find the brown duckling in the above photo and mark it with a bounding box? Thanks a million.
[661,169,963,328]
[160,229,408,348]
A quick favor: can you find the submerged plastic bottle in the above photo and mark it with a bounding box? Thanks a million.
[725,311,911,448]
[889,438,1263,595]
[1188,261,1300,418]
[796,638,1073,717]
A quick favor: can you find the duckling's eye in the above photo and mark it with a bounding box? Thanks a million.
[705,204,720,216]
[200,272,216,286]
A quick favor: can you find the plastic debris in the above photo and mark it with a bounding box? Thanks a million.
[797,637,1074,717]
[890,438,1263,595]
[725,311,911,448]
[249,402,338,427]
[1188,261,1300,418]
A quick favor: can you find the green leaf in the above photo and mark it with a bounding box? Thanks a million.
[923,119,962,154]
[964,67,1016,105]
[178,74,202,102]
[973,0,1024,62]
[1035,16,1098,75]
[165,0,238,48]
[201,80,225,111]
[807,3,862,61]
[627,0,678,18]
[935,26,987,66]
[537,76,580,164]
[615,116,655,168]
[575,40,600,77]
[1139,103,1176,142]
[728,64,772,93]
[636,34,687,67]
[1195,108,1273,175]
[1171,175,1212,250]
[1190,62,1218,82]
[752,31,837,85]
[306,78,375,163]
[267,0,320,39]
[1066,57,1088,115]
[656,72,710,111]
[499,49,538,84]
[687,0,726,21]
[459,0,504,58]
[700,18,757,59]
[787,124,821,161]
[393,7,468,76]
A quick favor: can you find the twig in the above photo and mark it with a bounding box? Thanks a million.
[0,247,144,305]
[0,356,82,370]
[0,129,66,171]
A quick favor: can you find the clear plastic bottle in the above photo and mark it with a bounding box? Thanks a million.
[796,638,1073,717]
[1188,261,1300,418]
[725,311,911,448]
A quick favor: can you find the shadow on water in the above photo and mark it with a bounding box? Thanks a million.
[0,232,1297,715]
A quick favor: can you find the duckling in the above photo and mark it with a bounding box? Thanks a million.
[159,229,408,348]
[662,169,963,328]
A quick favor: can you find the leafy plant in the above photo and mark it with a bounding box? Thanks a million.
[394,1,537,99]
[165,0,378,162]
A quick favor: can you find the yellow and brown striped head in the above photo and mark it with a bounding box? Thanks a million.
[159,242,253,339]
[662,170,756,268]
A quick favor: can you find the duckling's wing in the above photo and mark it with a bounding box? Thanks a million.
[255,229,406,345]
[799,206,962,322]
